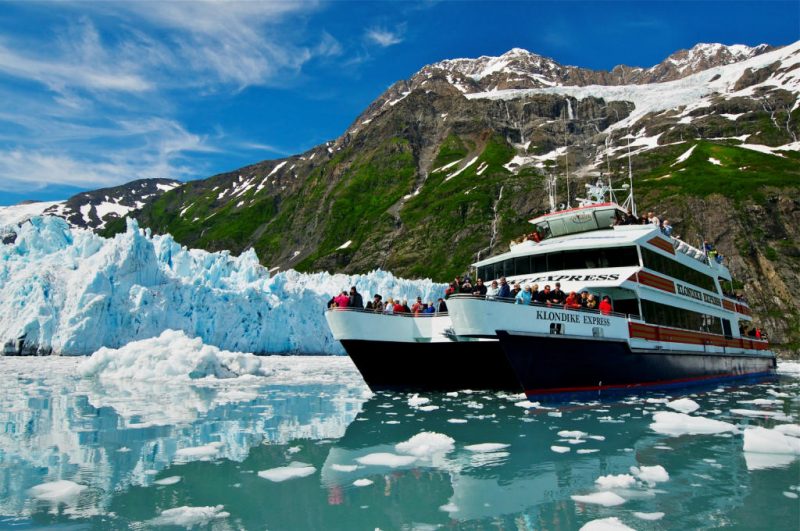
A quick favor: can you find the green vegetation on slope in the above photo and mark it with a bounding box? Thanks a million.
[636,141,800,202]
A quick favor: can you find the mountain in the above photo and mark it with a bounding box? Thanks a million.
[0,178,181,233]
[93,41,800,353]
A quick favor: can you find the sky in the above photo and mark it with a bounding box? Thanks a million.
[0,0,797,206]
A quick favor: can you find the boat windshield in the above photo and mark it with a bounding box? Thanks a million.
[534,206,621,239]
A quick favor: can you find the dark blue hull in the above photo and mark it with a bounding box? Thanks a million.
[341,339,519,392]
[496,331,777,402]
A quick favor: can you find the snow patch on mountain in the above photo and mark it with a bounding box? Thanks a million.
[465,41,800,133]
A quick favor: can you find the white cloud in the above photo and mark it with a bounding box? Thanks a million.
[365,27,404,47]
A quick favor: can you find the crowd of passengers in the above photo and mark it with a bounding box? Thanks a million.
[445,276,615,315]
[327,286,449,315]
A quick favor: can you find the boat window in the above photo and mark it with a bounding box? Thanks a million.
[533,207,621,241]
[514,256,530,276]
[640,247,717,292]
[641,299,723,334]
[477,246,640,280]
[593,208,618,229]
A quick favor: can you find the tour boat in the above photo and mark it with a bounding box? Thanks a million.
[324,308,519,392]
[446,187,775,401]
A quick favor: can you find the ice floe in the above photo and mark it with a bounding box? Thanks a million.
[633,511,665,521]
[258,462,317,482]
[464,443,509,453]
[631,465,669,485]
[355,453,417,468]
[353,479,373,487]
[666,398,700,413]
[149,505,229,527]
[395,432,455,457]
[154,476,182,486]
[650,411,737,436]
[595,474,636,489]
[79,330,268,381]
[571,491,627,506]
[28,480,86,503]
[579,517,635,530]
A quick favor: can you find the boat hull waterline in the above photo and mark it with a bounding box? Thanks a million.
[341,338,519,392]
[496,330,776,401]
[325,309,520,392]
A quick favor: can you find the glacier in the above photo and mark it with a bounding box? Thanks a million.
[0,216,445,355]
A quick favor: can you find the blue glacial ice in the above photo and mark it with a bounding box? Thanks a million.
[0,216,445,355]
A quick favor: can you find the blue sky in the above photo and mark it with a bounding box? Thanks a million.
[0,0,797,205]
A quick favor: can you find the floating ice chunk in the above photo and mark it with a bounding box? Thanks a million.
[558,430,587,438]
[743,426,800,455]
[258,462,316,482]
[287,446,302,454]
[331,464,359,472]
[731,409,793,421]
[633,512,665,521]
[551,446,571,453]
[784,491,799,499]
[548,411,563,418]
[396,432,455,457]
[439,502,459,513]
[154,476,182,486]
[385,420,400,425]
[464,443,509,453]
[766,389,791,398]
[447,418,468,424]
[646,398,670,404]
[631,465,669,485]
[777,361,800,375]
[117,447,131,452]
[514,400,540,408]
[774,424,800,438]
[595,474,636,489]
[738,398,782,406]
[353,479,373,487]
[667,398,700,413]
[175,442,223,461]
[418,405,440,412]
[28,480,86,503]
[408,394,430,407]
[579,517,635,530]
[149,505,229,527]
[650,411,737,436]
[744,452,796,471]
[446,392,459,397]
[571,492,626,506]
[577,449,599,454]
[79,330,268,381]
[355,453,417,468]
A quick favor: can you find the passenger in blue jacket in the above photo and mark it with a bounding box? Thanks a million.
[497,277,511,299]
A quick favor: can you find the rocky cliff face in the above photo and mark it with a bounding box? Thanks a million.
[100,41,800,355]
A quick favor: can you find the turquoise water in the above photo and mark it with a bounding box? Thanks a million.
[0,357,798,530]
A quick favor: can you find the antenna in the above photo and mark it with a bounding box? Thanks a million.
[619,129,637,216]
[563,102,570,208]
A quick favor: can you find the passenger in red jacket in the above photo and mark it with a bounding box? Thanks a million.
[334,291,350,308]
[599,296,613,315]
[564,292,582,310]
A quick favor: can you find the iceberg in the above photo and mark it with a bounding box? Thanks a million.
[0,216,445,355]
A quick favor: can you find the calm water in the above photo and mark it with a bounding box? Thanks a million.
[0,357,798,530]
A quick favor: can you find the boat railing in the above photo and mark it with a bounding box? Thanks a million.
[325,307,449,318]
[445,293,639,320]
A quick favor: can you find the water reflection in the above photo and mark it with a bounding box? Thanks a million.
[1,359,798,530]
